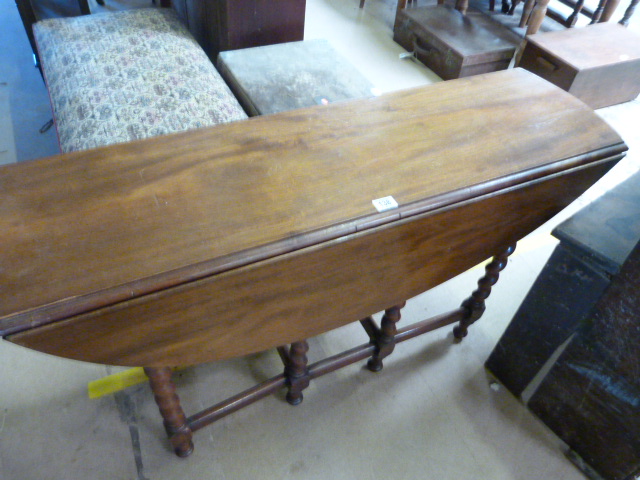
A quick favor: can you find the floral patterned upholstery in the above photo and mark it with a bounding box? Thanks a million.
[34,8,248,153]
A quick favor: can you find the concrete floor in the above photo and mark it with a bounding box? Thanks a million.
[1,0,639,479]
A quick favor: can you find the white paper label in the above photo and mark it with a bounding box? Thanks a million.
[372,196,398,212]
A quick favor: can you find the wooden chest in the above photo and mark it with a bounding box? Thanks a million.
[393,6,517,80]
[518,23,640,109]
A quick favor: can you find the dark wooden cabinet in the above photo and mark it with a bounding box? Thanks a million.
[172,0,306,60]
[487,171,640,480]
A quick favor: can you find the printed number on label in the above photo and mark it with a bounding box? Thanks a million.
[372,196,399,212]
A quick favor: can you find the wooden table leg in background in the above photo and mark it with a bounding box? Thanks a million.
[565,0,586,26]
[620,0,639,24]
[590,0,614,22]
[454,245,516,340]
[144,367,194,458]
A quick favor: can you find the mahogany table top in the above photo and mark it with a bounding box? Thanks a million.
[0,68,626,365]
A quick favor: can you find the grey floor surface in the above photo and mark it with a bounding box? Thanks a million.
[1,0,639,479]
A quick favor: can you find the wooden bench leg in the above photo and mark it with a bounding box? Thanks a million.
[361,302,406,372]
[453,245,515,340]
[144,367,194,458]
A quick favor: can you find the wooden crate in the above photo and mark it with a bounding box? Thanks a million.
[518,23,640,109]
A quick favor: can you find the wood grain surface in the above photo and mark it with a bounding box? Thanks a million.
[0,69,626,365]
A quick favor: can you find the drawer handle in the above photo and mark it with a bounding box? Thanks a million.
[536,56,559,71]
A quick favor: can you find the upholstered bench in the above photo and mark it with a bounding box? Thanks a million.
[32,7,247,153]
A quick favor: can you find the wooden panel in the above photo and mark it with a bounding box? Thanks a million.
[486,171,640,396]
[554,170,640,275]
[528,238,640,480]
[174,0,305,60]
[222,0,306,52]
[7,161,617,365]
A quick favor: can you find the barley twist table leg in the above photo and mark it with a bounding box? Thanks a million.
[453,245,516,340]
[144,367,194,457]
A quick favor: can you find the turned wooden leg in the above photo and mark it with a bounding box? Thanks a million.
[362,302,406,372]
[144,367,194,458]
[590,0,608,22]
[501,0,511,13]
[284,340,310,405]
[566,0,585,26]
[619,0,638,25]
[453,245,515,340]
